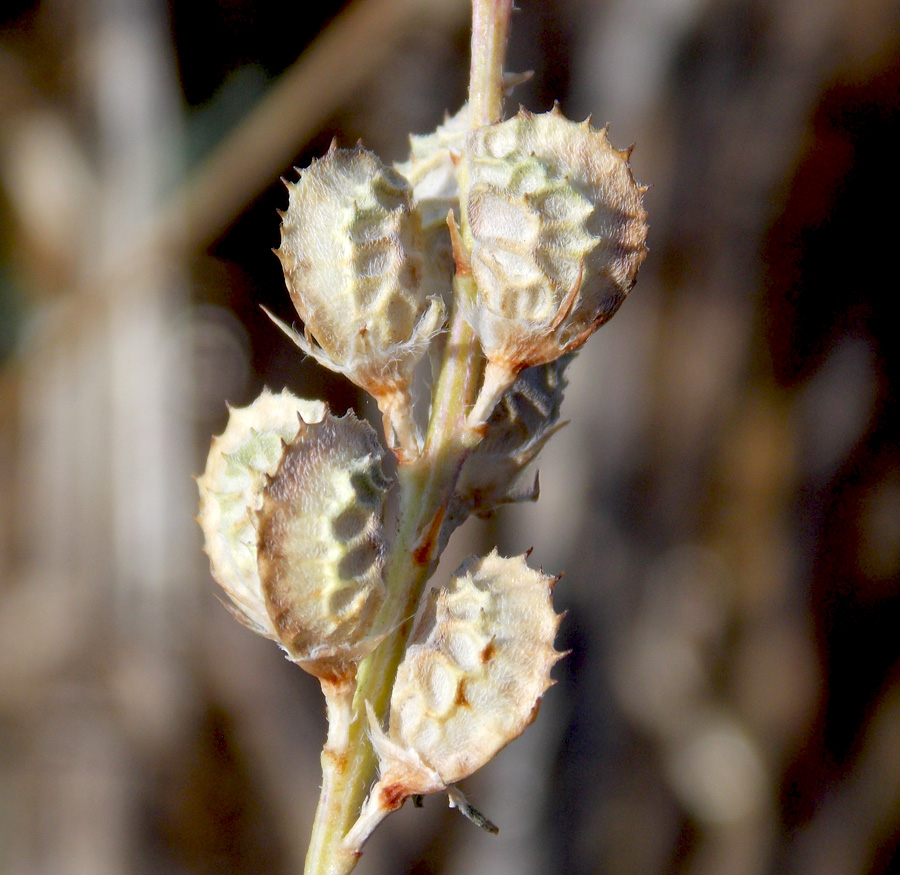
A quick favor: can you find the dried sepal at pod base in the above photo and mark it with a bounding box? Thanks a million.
[463,106,649,421]
[273,144,445,442]
[257,410,392,681]
[346,551,562,847]
[197,389,326,639]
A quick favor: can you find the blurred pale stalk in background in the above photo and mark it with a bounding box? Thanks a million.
[1,0,193,870]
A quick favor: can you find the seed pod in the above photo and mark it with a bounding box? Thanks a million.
[197,389,326,639]
[274,145,445,406]
[369,550,563,795]
[395,104,469,305]
[449,355,571,535]
[463,106,648,418]
[257,411,391,680]
[198,390,391,681]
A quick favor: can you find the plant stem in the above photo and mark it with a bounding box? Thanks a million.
[469,0,512,127]
[303,348,479,874]
[303,463,435,875]
[302,2,512,871]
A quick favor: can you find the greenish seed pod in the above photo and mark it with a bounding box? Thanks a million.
[395,104,469,306]
[257,410,391,680]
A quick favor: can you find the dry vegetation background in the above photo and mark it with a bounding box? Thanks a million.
[2,0,900,872]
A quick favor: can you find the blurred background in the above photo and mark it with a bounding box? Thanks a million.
[2,0,899,872]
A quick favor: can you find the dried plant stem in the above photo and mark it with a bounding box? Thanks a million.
[301,3,511,872]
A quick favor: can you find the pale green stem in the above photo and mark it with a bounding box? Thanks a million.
[302,285,482,875]
[469,0,512,127]
[302,2,511,872]
[303,464,435,875]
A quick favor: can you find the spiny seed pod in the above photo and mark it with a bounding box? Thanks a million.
[257,410,391,680]
[463,106,648,417]
[368,550,563,797]
[197,389,326,639]
[273,144,445,406]
[197,389,391,681]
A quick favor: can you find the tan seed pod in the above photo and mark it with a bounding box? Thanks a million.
[395,104,469,305]
[449,355,572,535]
[273,145,445,406]
[369,550,563,796]
[463,106,648,420]
[197,389,326,639]
[257,410,391,680]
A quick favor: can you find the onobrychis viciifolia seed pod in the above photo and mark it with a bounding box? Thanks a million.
[272,144,445,451]
[463,106,649,422]
[344,551,562,849]
[197,389,391,682]
[197,389,325,639]
[257,408,390,680]
[447,356,571,539]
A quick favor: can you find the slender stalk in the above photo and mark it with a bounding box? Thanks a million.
[469,0,512,127]
[302,2,512,871]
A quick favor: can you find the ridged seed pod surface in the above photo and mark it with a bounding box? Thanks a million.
[384,551,562,786]
[257,411,391,677]
[465,107,649,369]
[276,146,443,388]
